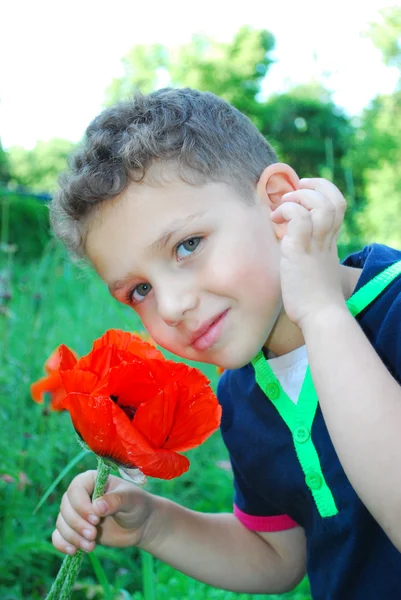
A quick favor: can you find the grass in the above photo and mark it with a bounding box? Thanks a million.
[0,242,311,599]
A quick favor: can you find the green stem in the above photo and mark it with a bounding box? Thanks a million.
[142,550,157,600]
[45,457,110,600]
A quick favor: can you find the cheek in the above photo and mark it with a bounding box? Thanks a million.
[213,241,280,300]
[139,310,178,350]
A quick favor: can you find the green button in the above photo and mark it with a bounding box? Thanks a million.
[266,382,280,400]
[294,426,310,443]
[305,472,323,490]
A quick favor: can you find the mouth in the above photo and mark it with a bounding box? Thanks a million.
[190,309,229,351]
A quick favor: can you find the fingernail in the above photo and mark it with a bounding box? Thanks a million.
[66,545,75,554]
[88,514,99,525]
[94,500,108,515]
[83,528,92,539]
[81,539,92,551]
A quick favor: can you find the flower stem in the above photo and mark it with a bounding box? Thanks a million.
[45,458,110,600]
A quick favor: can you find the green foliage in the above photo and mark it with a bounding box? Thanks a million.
[0,139,10,183]
[8,138,76,194]
[169,27,275,122]
[366,6,401,70]
[348,89,401,248]
[0,245,311,599]
[0,189,51,260]
[358,161,401,248]
[105,44,169,103]
[260,88,354,181]
[105,26,275,127]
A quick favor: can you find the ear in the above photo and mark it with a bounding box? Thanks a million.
[256,163,300,239]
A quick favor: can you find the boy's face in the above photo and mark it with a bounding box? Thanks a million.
[85,177,283,369]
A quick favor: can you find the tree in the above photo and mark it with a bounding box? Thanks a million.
[8,138,76,193]
[351,8,401,246]
[352,91,401,246]
[104,26,275,126]
[105,44,169,104]
[258,85,359,244]
[169,27,275,122]
[260,86,354,181]
[367,6,401,70]
[0,139,10,184]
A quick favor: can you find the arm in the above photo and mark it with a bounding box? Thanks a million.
[272,177,401,550]
[302,303,401,550]
[53,471,306,594]
[142,496,306,594]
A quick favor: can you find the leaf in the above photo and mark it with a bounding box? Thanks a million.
[33,448,89,514]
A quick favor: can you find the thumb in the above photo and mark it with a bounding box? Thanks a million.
[92,488,134,517]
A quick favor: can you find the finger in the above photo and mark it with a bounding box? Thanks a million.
[52,528,78,555]
[299,178,346,233]
[66,470,99,520]
[281,189,339,243]
[55,513,96,552]
[271,202,312,246]
[60,492,99,538]
[93,486,137,517]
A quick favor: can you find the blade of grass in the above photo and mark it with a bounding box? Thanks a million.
[88,551,114,600]
[141,550,157,600]
[33,448,89,514]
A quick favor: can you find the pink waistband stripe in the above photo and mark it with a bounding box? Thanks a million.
[234,504,298,532]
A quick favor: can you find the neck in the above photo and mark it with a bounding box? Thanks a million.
[264,263,363,357]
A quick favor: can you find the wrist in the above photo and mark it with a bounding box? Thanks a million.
[299,303,352,338]
[137,494,172,554]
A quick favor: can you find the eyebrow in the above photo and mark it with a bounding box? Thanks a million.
[148,212,204,254]
[109,211,204,293]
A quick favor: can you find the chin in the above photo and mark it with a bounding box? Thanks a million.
[213,347,259,371]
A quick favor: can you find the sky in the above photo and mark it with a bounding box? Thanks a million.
[1,0,399,150]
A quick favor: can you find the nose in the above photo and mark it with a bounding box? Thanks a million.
[156,279,198,327]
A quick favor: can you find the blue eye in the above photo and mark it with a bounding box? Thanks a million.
[131,283,152,304]
[176,237,201,259]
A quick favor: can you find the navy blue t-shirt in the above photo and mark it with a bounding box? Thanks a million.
[217,244,401,599]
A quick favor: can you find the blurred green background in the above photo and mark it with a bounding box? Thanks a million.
[1,7,400,599]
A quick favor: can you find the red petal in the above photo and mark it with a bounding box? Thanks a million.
[59,345,79,371]
[131,449,190,479]
[144,361,221,451]
[63,393,154,467]
[74,345,117,378]
[133,384,179,448]
[62,393,133,465]
[164,382,221,452]
[49,387,67,411]
[30,372,63,404]
[44,347,62,374]
[91,329,164,361]
[113,405,190,479]
[124,336,164,361]
[60,368,99,395]
[105,362,161,408]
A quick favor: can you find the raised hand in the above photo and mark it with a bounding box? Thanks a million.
[271,178,347,330]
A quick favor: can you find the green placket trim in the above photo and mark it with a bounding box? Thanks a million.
[347,260,401,317]
[252,259,401,519]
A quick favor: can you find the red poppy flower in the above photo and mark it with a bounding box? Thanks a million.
[59,329,221,480]
[30,346,78,411]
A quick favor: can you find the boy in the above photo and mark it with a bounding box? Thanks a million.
[51,88,401,598]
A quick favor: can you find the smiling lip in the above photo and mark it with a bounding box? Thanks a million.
[190,310,229,351]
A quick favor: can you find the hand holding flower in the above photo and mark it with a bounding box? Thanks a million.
[53,470,155,554]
